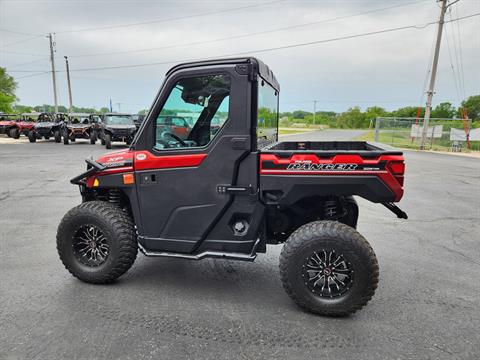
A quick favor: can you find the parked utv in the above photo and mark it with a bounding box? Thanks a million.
[29,113,66,143]
[0,114,20,137]
[9,113,37,138]
[57,58,407,316]
[132,114,145,128]
[62,113,98,145]
[98,113,137,149]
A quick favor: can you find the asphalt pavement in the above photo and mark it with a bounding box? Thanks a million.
[1,131,479,360]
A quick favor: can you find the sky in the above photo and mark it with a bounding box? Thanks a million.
[0,0,479,114]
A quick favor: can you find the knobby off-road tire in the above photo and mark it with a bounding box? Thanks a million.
[54,130,61,143]
[90,130,97,145]
[57,201,138,283]
[279,221,379,316]
[28,130,36,143]
[105,134,112,149]
[11,128,20,139]
[63,130,69,145]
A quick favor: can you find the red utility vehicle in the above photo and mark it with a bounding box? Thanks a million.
[57,58,406,316]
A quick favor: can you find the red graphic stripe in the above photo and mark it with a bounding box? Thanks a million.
[134,151,207,171]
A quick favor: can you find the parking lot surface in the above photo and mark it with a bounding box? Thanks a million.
[1,133,479,359]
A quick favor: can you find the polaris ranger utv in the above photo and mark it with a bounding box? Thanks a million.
[57,58,407,316]
[62,113,98,145]
[98,113,137,149]
[29,113,65,143]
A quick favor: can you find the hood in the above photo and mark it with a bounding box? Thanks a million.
[105,124,136,130]
[68,123,91,129]
[96,149,134,168]
[35,122,58,128]
[0,120,15,126]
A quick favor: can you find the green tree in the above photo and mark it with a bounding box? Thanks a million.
[336,107,367,129]
[459,95,480,120]
[431,102,456,118]
[13,104,33,114]
[391,106,424,118]
[0,67,17,113]
[365,106,387,128]
[292,110,311,119]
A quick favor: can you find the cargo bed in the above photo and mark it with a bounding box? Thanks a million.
[259,141,405,205]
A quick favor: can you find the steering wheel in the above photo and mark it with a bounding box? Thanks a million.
[161,131,187,147]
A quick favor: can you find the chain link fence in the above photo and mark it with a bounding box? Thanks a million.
[371,117,479,152]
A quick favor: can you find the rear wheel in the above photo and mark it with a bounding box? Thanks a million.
[54,130,61,143]
[63,130,69,145]
[279,221,379,316]
[28,130,36,143]
[57,201,137,283]
[105,134,112,149]
[90,130,97,144]
[11,128,20,139]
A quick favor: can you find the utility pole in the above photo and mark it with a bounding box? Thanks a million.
[313,100,317,125]
[48,33,59,113]
[64,56,73,113]
[116,103,122,112]
[420,0,449,150]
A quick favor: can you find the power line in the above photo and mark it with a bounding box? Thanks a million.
[68,0,428,58]
[10,12,480,75]
[2,35,44,48]
[14,71,50,80]
[55,0,285,34]
[1,49,46,57]
[0,28,41,37]
[453,4,466,100]
[444,25,462,102]
[69,13,480,73]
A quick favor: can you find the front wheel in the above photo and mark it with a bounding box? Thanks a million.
[279,221,379,316]
[28,130,36,143]
[63,131,69,145]
[54,130,61,143]
[90,130,97,144]
[57,201,138,284]
[105,134,112,149]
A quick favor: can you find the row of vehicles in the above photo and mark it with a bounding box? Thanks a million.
[0,112,146,149]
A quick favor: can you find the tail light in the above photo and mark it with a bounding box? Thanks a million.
[387,161,405,187]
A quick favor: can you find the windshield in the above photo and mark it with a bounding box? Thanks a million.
[104,115,134,125]
[257,79,279,148]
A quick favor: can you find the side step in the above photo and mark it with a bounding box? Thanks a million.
[138,239,260,262]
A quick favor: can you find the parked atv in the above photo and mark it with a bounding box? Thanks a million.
[62,113,98,145]
[98,113,137,149]
[29,113,66,143]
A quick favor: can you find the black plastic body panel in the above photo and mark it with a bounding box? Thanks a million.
[260,174,396,204]
[132,60,260,254]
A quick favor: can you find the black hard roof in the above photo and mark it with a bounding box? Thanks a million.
[166,57,279,91]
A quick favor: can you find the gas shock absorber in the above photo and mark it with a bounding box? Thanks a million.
[107,189,121,205]
[323,198,338,219]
